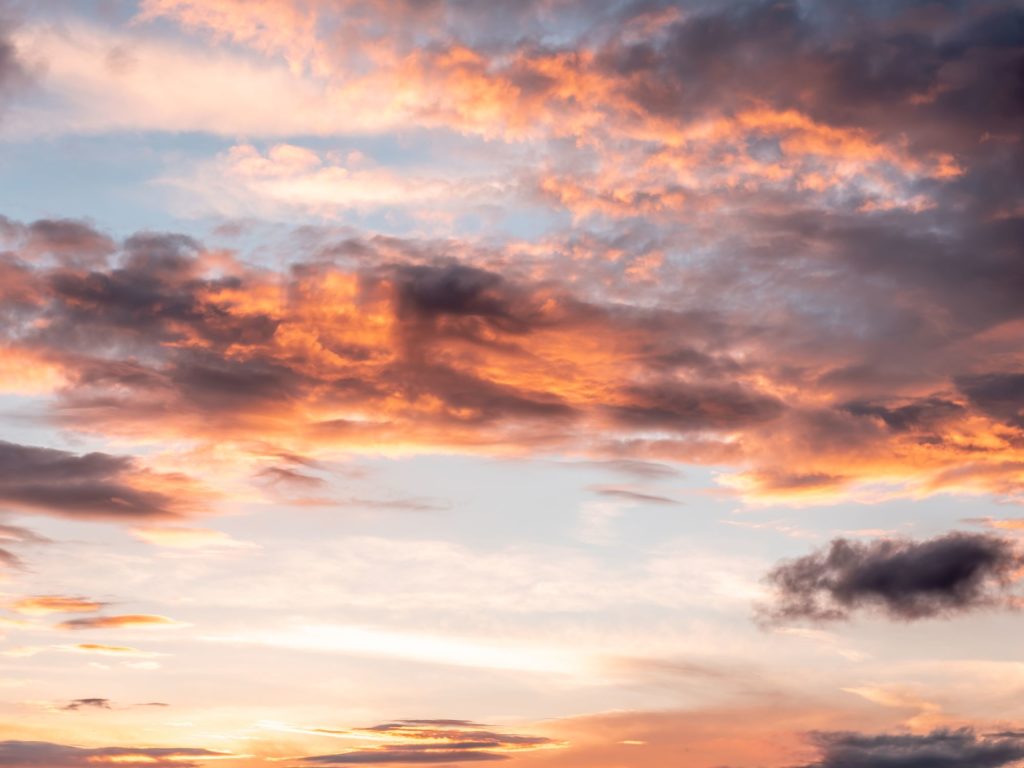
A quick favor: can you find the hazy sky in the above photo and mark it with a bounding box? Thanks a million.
[0,1,1023,766]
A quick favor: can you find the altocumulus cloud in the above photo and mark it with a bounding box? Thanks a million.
[760,532,1024,622]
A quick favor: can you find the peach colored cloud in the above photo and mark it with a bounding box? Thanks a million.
[11,595,105,616]
[57,614,185,630]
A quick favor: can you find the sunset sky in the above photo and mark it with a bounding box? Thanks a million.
[0,1,1023,766]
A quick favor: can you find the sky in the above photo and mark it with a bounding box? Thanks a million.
[0,0,1022,766]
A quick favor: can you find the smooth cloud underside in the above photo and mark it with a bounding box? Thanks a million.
[11,595,105,616]
[60,698,111,711]
[57,614,181,630]
[0,740,226,768]
[299,719,556,764]
[797,728,1024,768]
[761,532,1024,622]
[0,440,199,520]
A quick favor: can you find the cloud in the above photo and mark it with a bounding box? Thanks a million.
[70,644,162,658]
[0,740,226,767]
[0,0,1021,508]
[796,728,1024,768]
[0,197,1022,504]
[760,532,1024,622]
[0,523,49,544]
[297,719,556,765]
[0,440,202,520]
[164,143,514,224]
[58,614,184,630]
[0,16,30,113]
[11,596,105,615]
[60,698,111,711]
[589,486,680,505]
[129,526,253,550]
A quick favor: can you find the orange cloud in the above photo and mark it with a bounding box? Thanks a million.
[58,614,185,630]
[11,595,105,616]
[130,526,253,550]
[1,220,1022,506]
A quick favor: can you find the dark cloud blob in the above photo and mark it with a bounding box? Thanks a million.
[796,728,1024,768]
[0,441,181,520]
[0,740,224,768]
[24,220,116,266]
[61,698,111,711]
[761,532,1024,622]
[590,486,680,505]
[957,373,1024,430]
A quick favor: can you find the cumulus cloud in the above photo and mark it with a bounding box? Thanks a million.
[760,532,1024,622]
[796,728,1024,768]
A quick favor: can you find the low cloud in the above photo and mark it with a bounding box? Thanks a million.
[590,486,680,505]
[58,614,183,631]
[0,441,202,521]
[0,740,226,767]
[11,595,105,616]
[298,719,556,765]
[60,698,111,711]
[796,728,1024,768]
[760,532,1024,622]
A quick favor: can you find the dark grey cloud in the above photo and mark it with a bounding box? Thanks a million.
[61,698,111,711]
[599,0,1024,156]
[607,381,782,432]
[590,486,680,505]
[0,441,187,520]
[0,17,29,111]
[957,373,1024,430]
[796,728,1024,768]
[761,532,1024,622]
[0,740,224,768]
[24,220,116,266]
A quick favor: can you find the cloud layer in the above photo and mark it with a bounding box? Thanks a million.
[297,719,556,765]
